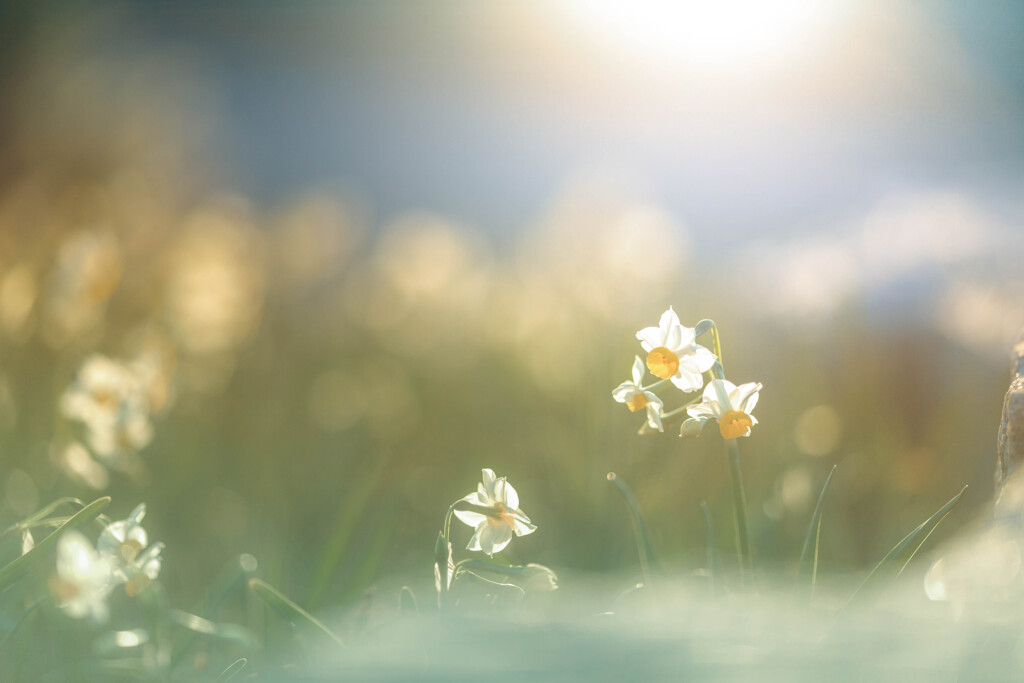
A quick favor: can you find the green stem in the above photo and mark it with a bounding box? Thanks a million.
[607,472,654,586]
[725,439,752,586]
[640,377,670,393]
[659,394,704,419]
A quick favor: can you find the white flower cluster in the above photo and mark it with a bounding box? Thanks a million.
[612,307,762,439]
[59,354,164,486]
[50,504,164,623]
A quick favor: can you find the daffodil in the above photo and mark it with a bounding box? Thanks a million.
[98,504,164,597]
[50,531,114,622]
[685,378,762,439]
[611,356,664,432]
[453,469,536,556]
[636,307,716,392]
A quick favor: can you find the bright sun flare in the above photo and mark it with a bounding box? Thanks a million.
[562,0,834,71]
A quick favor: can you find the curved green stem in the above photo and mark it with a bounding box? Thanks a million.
[607,472,654,586]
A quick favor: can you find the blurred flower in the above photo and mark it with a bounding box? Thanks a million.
[50,531,114,622]
[685,379,763,439]
[636,307,715,392]
[454,469,536,556]
[42,231,123,347]
[164,206,264,358]
[98,503,164,597]
[611,356,664,432]
[57,441,110,490]
[60,354,154,462]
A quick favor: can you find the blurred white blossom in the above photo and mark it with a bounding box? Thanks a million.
[98,503,164,597]
[50,531,114,622]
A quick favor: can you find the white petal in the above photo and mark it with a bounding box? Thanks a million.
[128,504,146,526]
[511,511,537,536]
[631,356,644,385]
[466,525,485,552]
[646,404,664,432]
[497,478,519,510]
[453,508,488,528]
[710,380,738,414]
[686,403,715,420]
[735,382,762,414]
[480,468,496,491]
[636,326,663,351]
[670,366,704,393]
[659,307,681,332]
[478,521,514,555]
[688,345,717,373]
[612,381,639,403]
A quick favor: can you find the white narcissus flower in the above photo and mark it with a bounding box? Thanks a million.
[50,531,114,622]
[686,379,762,439]
[97,503,164,597]
[611,356,664,432]
[636,307,716,392]
[454,469,536,556]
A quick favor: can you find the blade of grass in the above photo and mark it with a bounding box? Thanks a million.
[249,577,345,648]
[0,496,110,593]
[0,597,45,652]
[216,658,247,682]
[305,462,386,610]
[849,484,967,603]
[165,609,257,650]
[797,465,837,594]
[607,472,656,585]
[0,497,86,538]
[700,501,717,596]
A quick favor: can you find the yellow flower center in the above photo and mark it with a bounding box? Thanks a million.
[119,539,143,564]
[625,391,648,412]
[487,502,516,529]
[646,347,679,379]
[719,410,753,439]
[125,575,151,597]
[49,577,80,602]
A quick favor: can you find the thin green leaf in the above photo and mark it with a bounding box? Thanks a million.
[305,462,385,609]
[166,609,257,650]
[0,496,110,593]
[0,497,86,538]
[398,586,418,615]
[797,465,837,593]
[700,501,717,596]
[217,658,248,682]
[850,485,967,602]
[0,596,45,652]
[607,472,656,585]
[248,578,345,648]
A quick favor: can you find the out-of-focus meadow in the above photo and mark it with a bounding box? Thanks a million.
[1,1,1024,678]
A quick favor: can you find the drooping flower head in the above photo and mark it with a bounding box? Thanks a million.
[97,503,164,597]
[453,469,536,556]
[611,356,664,432]
[636,307,716,393]
[50,531,114,622]
[685,379,762,439]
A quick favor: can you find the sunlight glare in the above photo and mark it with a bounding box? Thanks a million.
[562,0,836,71]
